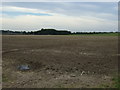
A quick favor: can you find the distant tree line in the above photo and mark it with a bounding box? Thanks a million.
[1,29,71,35]
[0,28,118,35]
[72,31,118,34]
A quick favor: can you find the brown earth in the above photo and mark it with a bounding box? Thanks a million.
[2,35,118,88]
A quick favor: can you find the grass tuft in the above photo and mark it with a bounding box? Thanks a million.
[112,76,120,88]
[2,74,9,82]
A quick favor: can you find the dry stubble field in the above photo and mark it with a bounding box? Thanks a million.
[2,35,118,88]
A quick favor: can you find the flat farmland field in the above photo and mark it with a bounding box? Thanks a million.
[2,35,118,88]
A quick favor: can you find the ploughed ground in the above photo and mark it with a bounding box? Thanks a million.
[2,35,118,88]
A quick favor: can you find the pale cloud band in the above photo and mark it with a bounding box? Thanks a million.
[0,2,118,32]
[1,0,119,2]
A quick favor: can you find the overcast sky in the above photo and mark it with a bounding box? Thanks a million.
[0,2,118,32]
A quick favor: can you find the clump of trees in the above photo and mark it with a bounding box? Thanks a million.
[33,28,71,35]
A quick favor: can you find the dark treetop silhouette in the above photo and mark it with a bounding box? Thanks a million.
[1,28,118,35]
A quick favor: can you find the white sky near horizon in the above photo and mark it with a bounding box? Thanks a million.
[0,2,118,32]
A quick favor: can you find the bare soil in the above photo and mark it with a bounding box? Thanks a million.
[2,35,118,88]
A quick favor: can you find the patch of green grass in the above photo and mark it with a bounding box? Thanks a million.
[112,76,120,88]
[2,74,9,82]
[99,84,111,88]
